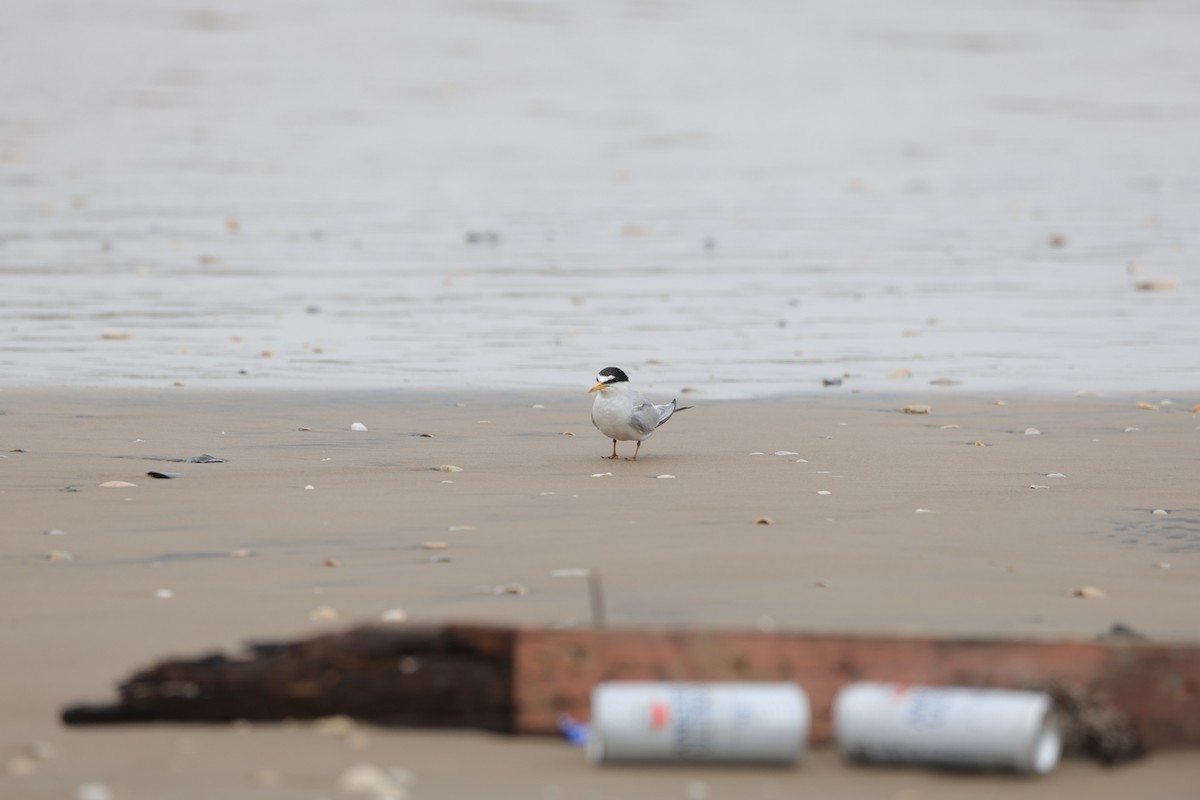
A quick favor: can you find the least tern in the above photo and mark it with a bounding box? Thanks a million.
[589,367,692,461]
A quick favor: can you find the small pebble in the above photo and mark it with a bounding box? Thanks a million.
[147,471,181,479]
[298,426,313,431]
[304,484,315,491]
[656,474,676,479]
[1152,509,1169,516]
[338,764,402,798]
[423,541,448,550]
[9,755,36,776]
[1072,586,1107,599]
[27,740,57,760]
[75,783,114,800]
[381,608,408,623]
[817,490,832,496]
[437,465,463,473]
[755,517,775,525]
[100,480,137,488]
[323,559,339,567]
[1024,427,1041,436]
[495,583,528,595]
[902,405,931,415]
[1135,402,1158,411]
[993,399,1007,406]
[1134,279,1178,292]
[974,441,988,447]
[310,605,339,621]
[46,550,74,561]
[350,422,368,431]
[887,368,913,380]
[253,767,282,788]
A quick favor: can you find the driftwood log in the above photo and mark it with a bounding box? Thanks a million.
[63,624,1200,763]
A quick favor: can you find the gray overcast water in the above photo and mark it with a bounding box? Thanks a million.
[2,0,1198,397]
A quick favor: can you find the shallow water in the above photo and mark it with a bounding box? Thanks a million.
[2,0,1199,397]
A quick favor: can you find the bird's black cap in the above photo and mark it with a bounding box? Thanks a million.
[597,366,630,384]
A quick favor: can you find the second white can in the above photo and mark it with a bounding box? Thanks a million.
[834,682,1061,774]
[588,682,810,764]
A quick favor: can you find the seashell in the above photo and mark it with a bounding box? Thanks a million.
[774,451,799,456]
[350,422,368,431]
[1135,401,1158,411]
[100,480,137,488]
[901,405,931,414]
[1030,484,1050,490]
[154,589,174,599]
[656,474,676,479]
[1071,586,1106,599]
[887,368,912,380]
[755,517,775,525]
[381,608,408,623]
[1152,509,1169,516]
[304,484,315,491]
[591,472,613,478]
[310,606,339,621]
[1024,427,1041,435]
[422,541,448,550]
[817,490,832,496]
[437,465,463,473]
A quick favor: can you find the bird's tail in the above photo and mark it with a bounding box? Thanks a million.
[655,399,694,428]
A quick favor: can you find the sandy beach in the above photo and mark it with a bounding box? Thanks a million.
[4,0,1200,795]
[3,388,1198,798]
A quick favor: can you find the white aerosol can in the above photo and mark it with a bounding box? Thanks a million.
[588,682,810,765]
[834,682,1061,774]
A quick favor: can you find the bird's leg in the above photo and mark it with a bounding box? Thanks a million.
[603,439,618,460]
[629,441,642,462]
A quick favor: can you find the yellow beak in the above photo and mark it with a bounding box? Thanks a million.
[589,382,607,393]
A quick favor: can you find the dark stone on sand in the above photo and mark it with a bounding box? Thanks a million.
[147,471,182,479]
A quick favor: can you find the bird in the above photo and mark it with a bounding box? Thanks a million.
[589,366,691,461]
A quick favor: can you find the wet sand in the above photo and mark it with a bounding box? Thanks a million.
[3,388,1198,798]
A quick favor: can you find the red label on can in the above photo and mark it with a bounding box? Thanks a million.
[649,700,671,730]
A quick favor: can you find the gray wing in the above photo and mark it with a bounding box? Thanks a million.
[628,397,660,436]
[653,399,679,429]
